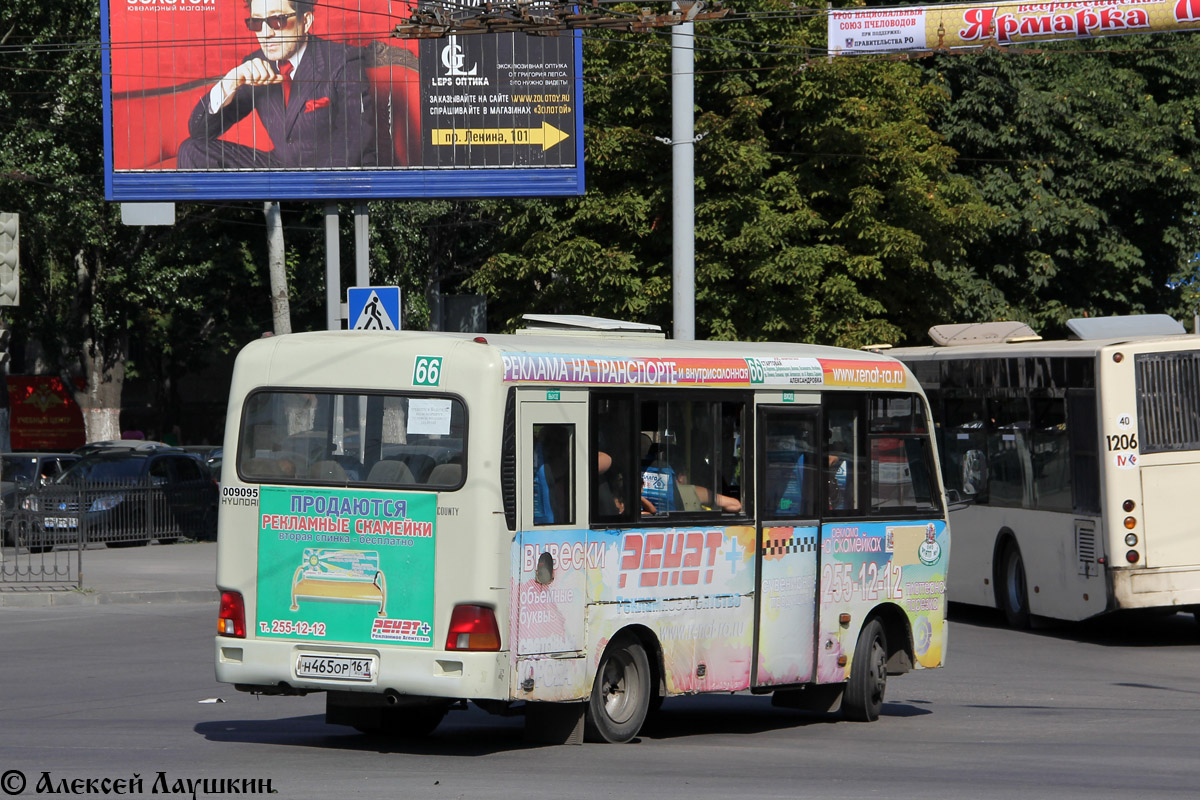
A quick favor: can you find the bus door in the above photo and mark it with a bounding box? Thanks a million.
[752,405,821,688]
[515,389,589,662]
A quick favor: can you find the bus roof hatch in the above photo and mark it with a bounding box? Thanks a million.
[517,314,665,338]
[1065,314,1186,340]
[927,321,1041,347]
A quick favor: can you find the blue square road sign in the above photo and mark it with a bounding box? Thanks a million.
[348,286,401,331]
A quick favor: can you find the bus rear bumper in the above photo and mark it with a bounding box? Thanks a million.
[1110,566,1200,611]
[215,637,512,701]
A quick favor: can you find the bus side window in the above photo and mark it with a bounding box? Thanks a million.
[825,405,860,515]
[533,424,574,526]
[592,395,636,523]
[764,419,817,519]
[868,394,940,513]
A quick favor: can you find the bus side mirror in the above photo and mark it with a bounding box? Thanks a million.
[945,489,972,512]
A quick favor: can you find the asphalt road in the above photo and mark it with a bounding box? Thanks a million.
[0,601,1197,800]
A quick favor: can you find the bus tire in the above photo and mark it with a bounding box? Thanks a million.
[842,618,887,722]
[998,543,1031,629]
[585,635,651,743]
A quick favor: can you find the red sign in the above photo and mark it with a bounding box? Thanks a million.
[7,376,86,452]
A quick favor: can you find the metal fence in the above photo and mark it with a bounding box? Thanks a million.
[1,479,216,591]
[0,534,82,591]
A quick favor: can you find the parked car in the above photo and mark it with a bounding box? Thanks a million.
[182,445,223,481]
[16,445,218,549]
[1,452,81,546]
[73,439,172,456]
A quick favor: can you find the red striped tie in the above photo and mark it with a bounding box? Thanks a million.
[279,61,293,107]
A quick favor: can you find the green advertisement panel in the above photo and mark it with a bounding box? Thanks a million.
[256,487,436,646]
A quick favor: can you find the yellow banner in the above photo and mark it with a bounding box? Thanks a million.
[828,0,1200,55]
[430,122,570,151]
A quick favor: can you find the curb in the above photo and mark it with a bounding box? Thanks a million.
[0,589,219,608]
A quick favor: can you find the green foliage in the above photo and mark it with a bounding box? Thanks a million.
[471,2,990,347]
[0,0,280,424]
[6,0,1200,422]
[928,36,1200,337]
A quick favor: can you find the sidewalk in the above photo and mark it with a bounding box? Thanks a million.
[0,541,218,608]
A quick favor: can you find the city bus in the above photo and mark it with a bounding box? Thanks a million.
[888,315,1200,628]
[214,316,950,744]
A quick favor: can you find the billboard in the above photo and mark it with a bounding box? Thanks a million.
[828,0,1200,55]
[102,0,584,200]
[7,377,86,452]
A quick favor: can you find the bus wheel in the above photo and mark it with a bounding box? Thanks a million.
[842,619,887,722]
[998,544,1031,629]
[585,635,651,743]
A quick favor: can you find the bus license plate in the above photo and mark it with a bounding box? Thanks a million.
[295,654,375,682]
[44,517,77,529]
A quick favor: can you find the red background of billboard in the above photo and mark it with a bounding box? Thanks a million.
[7,377,86,452]
[108,0,420,170]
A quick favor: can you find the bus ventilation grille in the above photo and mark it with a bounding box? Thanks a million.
[1135,352,1200,454]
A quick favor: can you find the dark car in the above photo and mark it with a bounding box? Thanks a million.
[182,445,223,481]
[73,439,172,456]
[1,452,81,546]
[17,445,218,549]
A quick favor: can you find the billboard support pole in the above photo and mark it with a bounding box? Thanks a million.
[671,4,696,341]
[354,203,370,287]
[325,202,341,331]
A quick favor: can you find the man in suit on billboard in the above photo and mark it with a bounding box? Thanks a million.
[178,0,378,170]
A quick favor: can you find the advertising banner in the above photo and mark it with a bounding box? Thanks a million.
[102,0,584,200]
[499,352,910,389]
[816,520,948,680]
[828,0,1200,55]
[6,377,86,452]
[256,486,437,645]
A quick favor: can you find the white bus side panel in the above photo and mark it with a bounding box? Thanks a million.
[947,504,1106,620]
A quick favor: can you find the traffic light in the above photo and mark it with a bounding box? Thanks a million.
[0,212,18,307]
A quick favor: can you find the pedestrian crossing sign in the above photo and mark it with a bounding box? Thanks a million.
[347,286,401,331]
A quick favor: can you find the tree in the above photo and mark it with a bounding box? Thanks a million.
[470,2,990,347]
[927,36,1200,337]
[0,0,274,440]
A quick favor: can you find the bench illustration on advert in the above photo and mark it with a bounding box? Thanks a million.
[290,548,388,616]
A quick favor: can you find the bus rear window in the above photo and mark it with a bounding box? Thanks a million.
[237,390,466,489]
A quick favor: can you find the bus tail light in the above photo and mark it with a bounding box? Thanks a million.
[445,605,501,651]
[1124,516,1137,530]
[1125,550,1140,564]
[218,591,246,638]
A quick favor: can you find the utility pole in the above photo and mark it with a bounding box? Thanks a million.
[671,2,697,341]
[393,2,726,341]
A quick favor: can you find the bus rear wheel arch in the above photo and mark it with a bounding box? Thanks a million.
[584,633,653,743]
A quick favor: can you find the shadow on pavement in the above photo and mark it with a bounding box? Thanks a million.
[949,601,1200,648]
[196,691,932,754]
